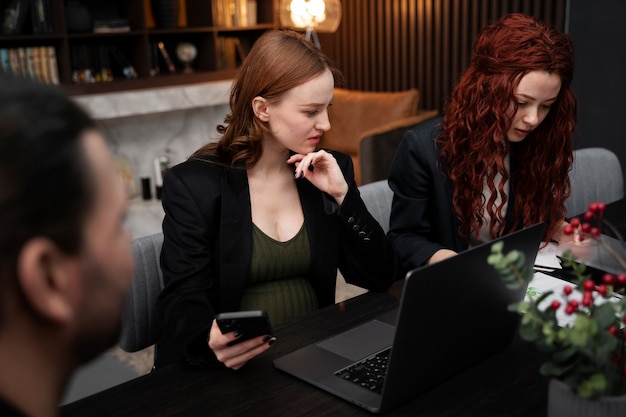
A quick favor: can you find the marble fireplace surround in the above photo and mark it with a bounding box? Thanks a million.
[73,80,233,239]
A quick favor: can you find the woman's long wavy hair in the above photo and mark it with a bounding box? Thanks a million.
[191,30,342,168]
[438,13,577,243]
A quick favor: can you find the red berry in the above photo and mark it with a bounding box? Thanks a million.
[616,274,626,286]
[582,292,593,307]
[563,224,574,235]
[623,315,626,325]
[550,300,561,310]
[581,223,591,233]
[565,305,575,315]
[608,325,618,336]
[563,286,573,295]
[596,285,608,296]
[590,227,601,237]
[597,202,606,212]
[583,280,595,292]
[570,217,581,227]
[568,299,579,309]
[589,202,600,213]
[584,211,594,221]
[602,274,615,285]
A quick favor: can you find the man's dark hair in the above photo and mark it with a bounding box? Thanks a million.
[0,76,97,280]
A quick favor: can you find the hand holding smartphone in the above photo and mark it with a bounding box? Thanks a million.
[215,310,273,346]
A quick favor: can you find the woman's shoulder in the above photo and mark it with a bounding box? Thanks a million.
[167,155,245,186]
[171,155,231,174]
[400,116,442,153]
[406,115,443,139]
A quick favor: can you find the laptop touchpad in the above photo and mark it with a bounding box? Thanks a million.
[317,320,395,362]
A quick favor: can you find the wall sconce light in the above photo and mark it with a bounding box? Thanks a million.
[279,0,342,48]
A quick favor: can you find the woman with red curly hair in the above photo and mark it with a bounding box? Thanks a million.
[388,13,577,270]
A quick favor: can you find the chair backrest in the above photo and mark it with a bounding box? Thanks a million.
[119,232,164,353]
[566,147,624,216]
[321,88,420,185]
[359,110,438,185]
[358,180,394,234]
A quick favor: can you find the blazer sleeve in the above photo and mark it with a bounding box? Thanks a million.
[329,152,400,289]
[387,117,464,269]
[156,162,221,369]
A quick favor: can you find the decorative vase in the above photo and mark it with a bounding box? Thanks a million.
[548,379,626,417]
[65,1,92,33]
[151,0,180,29]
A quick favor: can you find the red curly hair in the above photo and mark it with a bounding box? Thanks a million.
[438,13,576,243]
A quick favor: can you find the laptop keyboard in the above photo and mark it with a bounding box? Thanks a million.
[334,347,391,394]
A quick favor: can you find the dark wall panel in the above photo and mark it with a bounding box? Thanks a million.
[318,0,567,112]
[568,0,626,189]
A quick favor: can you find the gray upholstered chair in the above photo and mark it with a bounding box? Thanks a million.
[358,180,393,234]
[119,232,164,354]
[566,147,624,216]
[359,111,438,185]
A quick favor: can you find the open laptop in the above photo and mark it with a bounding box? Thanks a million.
[274,222,546,413]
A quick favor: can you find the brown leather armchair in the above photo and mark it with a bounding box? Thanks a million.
[319,87,437,185]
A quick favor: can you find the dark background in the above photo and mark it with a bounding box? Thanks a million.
[568,0,626,189]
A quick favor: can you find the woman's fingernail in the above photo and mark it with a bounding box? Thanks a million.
[262,335,271,342]
[268,337,277,346]
[233,330,241,338]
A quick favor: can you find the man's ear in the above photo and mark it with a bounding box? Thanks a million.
[252,96,270,122]
[17,238,77,324]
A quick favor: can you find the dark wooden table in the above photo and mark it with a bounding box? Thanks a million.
[61,281,550,417]
[62,200,626,416]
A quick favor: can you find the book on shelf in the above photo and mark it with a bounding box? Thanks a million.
[24,46,36,79]
[0,49,9,74]
[1,0,52,35]
[30,0,52,34]
[217,36,247,70]
[8,48,20,76]
[17,47,27,75]
[35,45,50,83]
[212,0,257,27]
[46,46,59,84]
[2,0,30,35]
[0,45,58,84]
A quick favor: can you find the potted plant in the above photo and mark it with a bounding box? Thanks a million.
[488,202,626,416]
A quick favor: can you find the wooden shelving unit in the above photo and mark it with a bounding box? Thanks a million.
[0,0,277,96]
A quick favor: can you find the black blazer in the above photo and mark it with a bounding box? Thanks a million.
[388,117,518,271]
[155,151,397,368]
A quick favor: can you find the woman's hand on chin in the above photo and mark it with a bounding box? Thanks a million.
[288,150,349,205]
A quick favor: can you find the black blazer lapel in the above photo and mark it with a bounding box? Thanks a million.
[219,168,252,311]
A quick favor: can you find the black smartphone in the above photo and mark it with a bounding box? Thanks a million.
[215,310,273,346]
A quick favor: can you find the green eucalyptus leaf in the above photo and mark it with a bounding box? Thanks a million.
[594,302,619,328]
[540,359,577,377]
[519,319,543,341]
[576,373,607,399]
[569,315,598,347]
[552,344,577,362]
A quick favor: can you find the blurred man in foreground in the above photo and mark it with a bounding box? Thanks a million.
[0,75,134,417]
